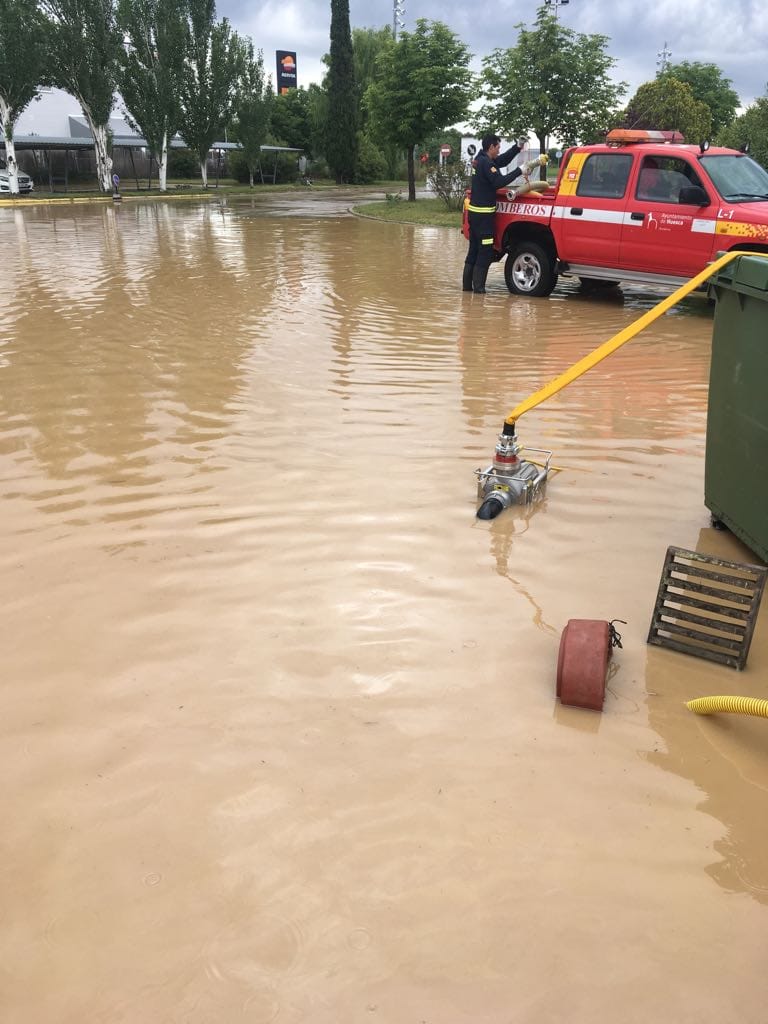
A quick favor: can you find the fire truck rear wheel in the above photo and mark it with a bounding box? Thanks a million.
[505,242,558,297]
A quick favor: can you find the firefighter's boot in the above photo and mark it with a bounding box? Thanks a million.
[472,265,489,294]
[462,262,474,292]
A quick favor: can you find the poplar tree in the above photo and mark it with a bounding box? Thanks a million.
[0,0,50,193]
[326,0,357,183]
[41,0,123,193]
[231,42,273,187]
[177,0,244,187]
[117,0,187,191]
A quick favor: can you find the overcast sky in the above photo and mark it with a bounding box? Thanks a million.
[16,0,767,136]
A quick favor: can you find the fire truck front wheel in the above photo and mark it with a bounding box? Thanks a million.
[505,242,558,297]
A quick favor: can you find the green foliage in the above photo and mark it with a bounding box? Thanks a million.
[326,0,357,183]
[366,19,474,200]
[40,0,122,126]
[421,128,462,165]
[717,97,768,170]
[231,42,273,184]
[355,197,461,229]
[477,9,625,155]
[622,77,712,143]
[355,129,386,183]
[426,162,469,210]
[117,0,187,181]
[305,83,328,159]
[226,147,251,183]
[270,86,312,153]
[664,61,740,136]
[0,0,50,136]
[41,0,124,189]
[177,0,244,182]
[167,147,198,177]
[352,25,392,133]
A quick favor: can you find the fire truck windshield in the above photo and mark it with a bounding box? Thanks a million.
[700,155,768,202]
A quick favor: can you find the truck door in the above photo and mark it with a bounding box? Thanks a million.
[619,154,716,277]
[555,152,633,266]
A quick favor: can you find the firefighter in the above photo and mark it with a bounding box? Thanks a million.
[464,135,548,294]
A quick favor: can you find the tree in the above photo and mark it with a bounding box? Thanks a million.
[477,9,626,174]
[177,0,243,187]
[623,78,711,143]
[270,85,312,152]
[352,26,399,181]
[717,96,768,170]
[366,19,473,201]
[0,0,50,193]
[117,0,187,191]
[231,42,273,187]
[664,61,740,136]
[326,0,357,183]
[40,0,123,192]
[352,26,391,132]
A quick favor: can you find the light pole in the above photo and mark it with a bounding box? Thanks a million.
[393,0,405,39]
[544,0,569,19]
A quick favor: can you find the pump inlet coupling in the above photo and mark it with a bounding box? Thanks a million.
[475,420,551,519]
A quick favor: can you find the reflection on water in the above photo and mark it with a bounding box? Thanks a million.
[2,194,767,1022]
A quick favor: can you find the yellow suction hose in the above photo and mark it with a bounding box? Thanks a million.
[686,696,768,718]
[504,249,768,428]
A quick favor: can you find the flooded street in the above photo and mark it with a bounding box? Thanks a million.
[2,192,767,1023]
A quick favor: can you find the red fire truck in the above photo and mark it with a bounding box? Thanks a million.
[462,129,768,296]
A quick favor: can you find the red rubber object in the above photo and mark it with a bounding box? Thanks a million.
[556,619,611,712]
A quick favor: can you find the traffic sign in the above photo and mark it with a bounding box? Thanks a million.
[440,145,452,156]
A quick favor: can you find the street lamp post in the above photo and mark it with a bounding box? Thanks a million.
[393,0,405,39]
[656,41,672,74]
[543,0,569,19]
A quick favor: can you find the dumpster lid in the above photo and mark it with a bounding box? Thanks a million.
[712,252,768,292]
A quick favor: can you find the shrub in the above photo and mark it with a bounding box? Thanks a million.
[426,163,470,210]
[355,132,387,183]
[168,148,199,179]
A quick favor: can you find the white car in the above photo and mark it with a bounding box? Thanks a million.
[0,162,34,194]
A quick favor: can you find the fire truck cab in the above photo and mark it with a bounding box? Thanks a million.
[463,129,768,296]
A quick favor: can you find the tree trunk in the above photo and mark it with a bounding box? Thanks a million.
[0,101,20,195]
[91,121,113,193]
[407,147,416,202]
[77,100,113,192]
[200,158,208,188]
[158,132,168,192]
[538,134,548,182]
[249,169,254,187]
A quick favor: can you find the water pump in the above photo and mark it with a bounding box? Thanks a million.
[475,421,551,519]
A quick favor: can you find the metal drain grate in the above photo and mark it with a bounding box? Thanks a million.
[647,546,767,670]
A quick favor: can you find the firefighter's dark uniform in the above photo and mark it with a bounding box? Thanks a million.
[464,144,523,293]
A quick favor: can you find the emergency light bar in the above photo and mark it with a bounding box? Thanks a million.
[605,129,685,145]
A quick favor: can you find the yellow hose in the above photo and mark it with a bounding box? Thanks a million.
[686,695,768,718]
[505,249,768,427]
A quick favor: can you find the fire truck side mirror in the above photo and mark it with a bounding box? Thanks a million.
[679,185,710,206]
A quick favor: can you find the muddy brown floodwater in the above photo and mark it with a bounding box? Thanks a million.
[2,190,767,1023]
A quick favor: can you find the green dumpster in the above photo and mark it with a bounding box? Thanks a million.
[706,254,768,562]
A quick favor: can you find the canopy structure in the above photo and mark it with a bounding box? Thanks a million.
[2,121,305,191]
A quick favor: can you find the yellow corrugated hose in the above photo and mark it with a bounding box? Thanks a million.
[505,249,768,427]
[686,696,768,718]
